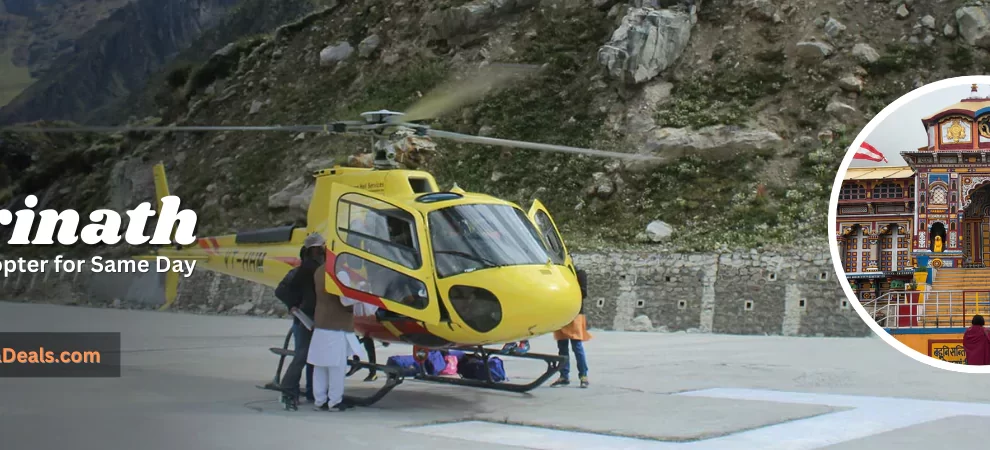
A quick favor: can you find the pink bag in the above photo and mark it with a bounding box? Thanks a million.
[439,355,459,375]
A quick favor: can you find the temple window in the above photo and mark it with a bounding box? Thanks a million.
[844,226,869,272]
[930,185,948,205]
[840,183,867,200]
[873,183,903,199]
[879,225,908,272]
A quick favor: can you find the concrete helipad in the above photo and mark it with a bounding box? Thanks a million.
[2,301,990,450]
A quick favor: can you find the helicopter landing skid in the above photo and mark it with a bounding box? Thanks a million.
[411,345,566,393]
[258,328,404,407]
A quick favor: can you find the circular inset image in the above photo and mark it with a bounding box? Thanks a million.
[830,76,990,373]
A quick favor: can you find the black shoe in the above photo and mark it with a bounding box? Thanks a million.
[363,373,378,382]
[281,395,299,411]
[313,402,329,411]
[550,377,569,387]
[328,402,350,412]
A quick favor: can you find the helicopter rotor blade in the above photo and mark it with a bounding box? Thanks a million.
[0,122,368,134]
[394,63,541,124]
[426,129,664,162]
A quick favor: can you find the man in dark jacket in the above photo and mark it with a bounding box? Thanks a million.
[276,233,326,410]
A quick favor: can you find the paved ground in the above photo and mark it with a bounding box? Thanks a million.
[2,301,990,450]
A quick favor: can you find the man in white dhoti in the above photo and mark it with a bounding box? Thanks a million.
[307,260,365,412]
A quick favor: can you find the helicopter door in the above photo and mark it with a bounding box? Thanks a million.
[326,183,441,326]
[528,199,574,271]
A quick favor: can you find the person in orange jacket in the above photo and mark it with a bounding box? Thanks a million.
[551,268,592,388]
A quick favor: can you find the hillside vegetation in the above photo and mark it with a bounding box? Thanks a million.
[3,0,990,257]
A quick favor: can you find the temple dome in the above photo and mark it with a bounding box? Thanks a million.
[922,84,990,125]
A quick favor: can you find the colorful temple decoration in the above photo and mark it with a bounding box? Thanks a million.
[837,85,990,298]
[836,85,990,364]
[836,166,916,300]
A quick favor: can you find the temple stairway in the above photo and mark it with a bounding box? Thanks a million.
[932,267,990,291]
[923,268,990,327]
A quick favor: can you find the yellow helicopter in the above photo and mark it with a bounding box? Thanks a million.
[3,64,662,405]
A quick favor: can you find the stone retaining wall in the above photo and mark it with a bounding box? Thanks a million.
[0,249,870,337]
[574,250,869,337]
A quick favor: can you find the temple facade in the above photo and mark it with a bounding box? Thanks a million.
[836,85,990,300]
[836,166,916,300]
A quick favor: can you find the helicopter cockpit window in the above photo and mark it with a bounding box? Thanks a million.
[428,203,554,278]
[337,193,421,270]
[533,211,566,264]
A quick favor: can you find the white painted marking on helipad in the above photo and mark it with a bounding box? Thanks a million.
[403,388,990,450]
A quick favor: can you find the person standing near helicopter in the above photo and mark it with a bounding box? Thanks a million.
[308,256,366,412]
[274,233,325,409]
[550,268,592,388]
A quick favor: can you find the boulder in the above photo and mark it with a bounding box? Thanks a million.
[288,185,315,213]
[921,15,936,30]
[956,6,990,49]
[645,125,784,160]
[426,0,539,40]
[838,75,864,93]
[826,101,860,124]
[249,100,263,115]
[945,23,958,38]
[824,18,846,38]
[588,172,615,198]
[231,302,255,315]
[108,158,155,212]
[268,178,306,209]
[358,34,381,58]
[851,43,880,64]
[795,41,834,64]
[646,220,673,242]
[627,314,655,332]
[319,41,353,65]
[896,4,910,19]
[598,6,696,84]
[737,0,776,21]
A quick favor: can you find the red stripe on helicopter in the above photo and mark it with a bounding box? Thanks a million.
[209,237,221,253]
[273,257,302,267]
[390,319,430,335]
[325,251,386,308]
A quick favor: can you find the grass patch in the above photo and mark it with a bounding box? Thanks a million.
[866,43,937,76]
[0,49,35,107]
[656,65,790,128]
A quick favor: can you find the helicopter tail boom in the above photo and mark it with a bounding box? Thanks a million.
[152,162,171,215]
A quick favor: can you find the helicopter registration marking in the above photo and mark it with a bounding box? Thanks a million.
[221,251,266,273]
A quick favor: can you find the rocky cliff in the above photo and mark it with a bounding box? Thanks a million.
[5,0,990,256]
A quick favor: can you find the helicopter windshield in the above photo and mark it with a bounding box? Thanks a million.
[428,203,561,278]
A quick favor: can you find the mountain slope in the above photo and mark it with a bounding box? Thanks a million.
[4,0,990,257]
[0,0,132,106]
[0,0,245,125]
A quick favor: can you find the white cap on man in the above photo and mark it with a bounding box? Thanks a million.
[303,232,326,248]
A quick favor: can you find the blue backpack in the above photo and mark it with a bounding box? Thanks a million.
[386,351,449,377]
[458,354,508,382]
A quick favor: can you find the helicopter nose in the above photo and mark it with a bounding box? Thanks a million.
[444,265,582,340]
